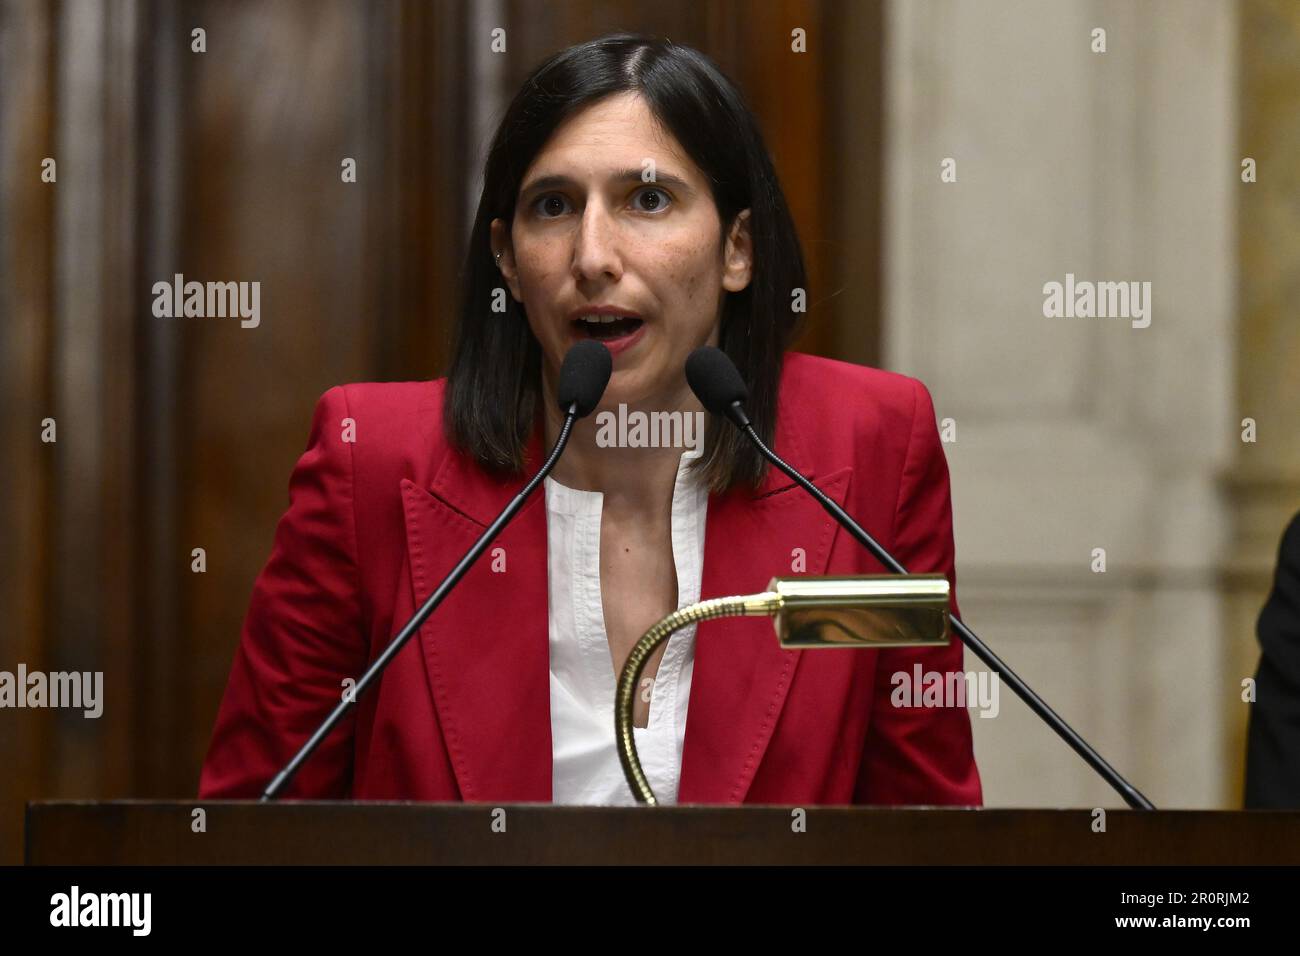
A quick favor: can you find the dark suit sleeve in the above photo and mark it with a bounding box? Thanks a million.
[1244,510,1300,808]
[854,378,983,806]
[198,386,367,798]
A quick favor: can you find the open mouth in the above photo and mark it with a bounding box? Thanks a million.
[572,316,645,341]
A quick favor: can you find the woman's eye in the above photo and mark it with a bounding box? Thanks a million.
[532,187,671,218]
[534,193,570,218]
[633,187,671,213]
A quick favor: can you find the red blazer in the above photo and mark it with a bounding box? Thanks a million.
[199,351,982,805]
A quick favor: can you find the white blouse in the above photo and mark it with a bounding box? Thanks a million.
[544,451,709,805]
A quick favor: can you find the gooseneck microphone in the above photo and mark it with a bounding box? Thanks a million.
[685,346,1156,811]
[261,340,613,800]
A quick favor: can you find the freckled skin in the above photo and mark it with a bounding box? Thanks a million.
[489,92,754,726]
[491,92,750,413]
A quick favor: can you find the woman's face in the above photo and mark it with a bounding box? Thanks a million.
[491,92,752,413]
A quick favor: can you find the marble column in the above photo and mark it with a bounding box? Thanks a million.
[883,0,1238,807]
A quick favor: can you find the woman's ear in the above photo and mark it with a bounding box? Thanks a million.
[721,209,753,293]
[489,218,522,301]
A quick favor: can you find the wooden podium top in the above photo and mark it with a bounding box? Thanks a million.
[25,801,1300,865]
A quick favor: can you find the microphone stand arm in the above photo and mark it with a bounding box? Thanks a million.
[733,412,1155,811]
[261,407,580,801]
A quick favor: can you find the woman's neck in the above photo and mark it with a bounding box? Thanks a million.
[540,378,704,513]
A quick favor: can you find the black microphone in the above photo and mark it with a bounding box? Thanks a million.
[686,346,1156,811]
[557,337,613,417]
[686,347,752,428]
[261,340,613,800]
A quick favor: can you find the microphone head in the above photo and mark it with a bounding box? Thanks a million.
[686,346,749,418]
[557,340,613,418]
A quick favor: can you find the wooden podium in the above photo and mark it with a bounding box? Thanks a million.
[24,802,1300,865]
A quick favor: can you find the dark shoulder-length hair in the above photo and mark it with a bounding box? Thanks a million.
[444,32,807,494]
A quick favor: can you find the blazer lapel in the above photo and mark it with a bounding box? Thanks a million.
[677,421,853,804]
[400,424,552,803]
[398,393,854,806]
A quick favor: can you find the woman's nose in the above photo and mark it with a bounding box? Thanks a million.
[570,201,623,282]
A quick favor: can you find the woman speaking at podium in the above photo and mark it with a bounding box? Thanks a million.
[199,34,982,807]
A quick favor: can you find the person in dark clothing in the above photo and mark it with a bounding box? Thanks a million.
[1245,508,1300,808]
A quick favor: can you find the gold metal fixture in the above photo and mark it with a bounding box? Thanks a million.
[615,574,951,805]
